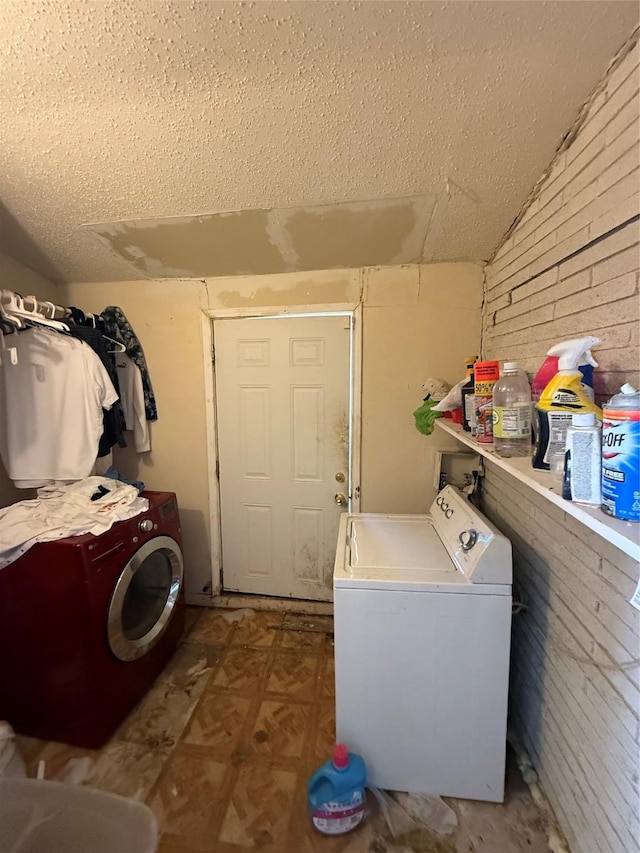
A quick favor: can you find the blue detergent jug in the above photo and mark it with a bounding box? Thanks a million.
[307,744,367,835]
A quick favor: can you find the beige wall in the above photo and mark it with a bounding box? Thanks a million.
[361,264,482,512]
[0,252,60,508]
[63,262,482,603]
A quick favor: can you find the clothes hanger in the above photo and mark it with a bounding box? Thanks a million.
[5,293,70,332]
[0,291,25,329]
[0,301,24,330]
[40,300,64,320]
[103,335,126,353]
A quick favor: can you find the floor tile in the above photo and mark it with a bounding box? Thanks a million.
[248,700,311,760]
[281,613,334,635]
[312,702,336,763]
[321,654,336,699]
[156,642,223,695]
[158,837,202,853]
[230,611,283,648]
[148,744,227,843]
[183,691,252,756]
[266,651,320,700]
[187,610,237,646]
[278,629,327,652]
[25,740,97,781]
[89,739,172,800]
[183,606,203,639]
[212,647,271,696]
[116,679,201,750]
[218,762,297,849]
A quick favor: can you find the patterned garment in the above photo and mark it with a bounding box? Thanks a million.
[100,306,158,421]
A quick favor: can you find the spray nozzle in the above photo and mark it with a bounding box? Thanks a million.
[546,336,600,372]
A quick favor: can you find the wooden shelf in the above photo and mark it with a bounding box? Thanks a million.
[435,419,640,561]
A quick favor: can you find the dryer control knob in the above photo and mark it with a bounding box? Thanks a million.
[139,518,154,533]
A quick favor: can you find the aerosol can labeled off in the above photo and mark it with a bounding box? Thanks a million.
[602,384,640,522]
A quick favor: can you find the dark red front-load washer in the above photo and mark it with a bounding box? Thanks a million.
[0,491,185,748]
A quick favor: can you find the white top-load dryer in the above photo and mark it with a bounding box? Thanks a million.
[333,485,512,802]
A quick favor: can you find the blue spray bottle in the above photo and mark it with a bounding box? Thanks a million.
[307,744,367,835]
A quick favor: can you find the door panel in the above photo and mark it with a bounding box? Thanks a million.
[214,315,351,600]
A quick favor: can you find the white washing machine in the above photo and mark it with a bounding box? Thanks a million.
[333,485,512,802]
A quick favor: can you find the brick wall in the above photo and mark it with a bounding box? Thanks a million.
[484,31,640,403]
[481,30,640,853]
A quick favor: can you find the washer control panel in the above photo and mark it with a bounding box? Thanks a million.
[430,486,512,585]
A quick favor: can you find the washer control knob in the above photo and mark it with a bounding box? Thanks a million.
[139,518,154,533]
[458,529,478,551]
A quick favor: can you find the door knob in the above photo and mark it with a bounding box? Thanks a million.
[334,493,347,506]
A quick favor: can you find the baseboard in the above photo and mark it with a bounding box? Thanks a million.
[206,592,334,616]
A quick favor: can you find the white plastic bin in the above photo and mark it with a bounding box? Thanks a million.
[0,778,158,853]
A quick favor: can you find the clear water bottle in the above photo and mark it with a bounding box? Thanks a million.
[493,362,532,458]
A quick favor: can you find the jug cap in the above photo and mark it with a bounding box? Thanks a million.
[333,744,349,770]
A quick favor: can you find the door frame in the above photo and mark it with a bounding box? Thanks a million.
[201,303,363,598]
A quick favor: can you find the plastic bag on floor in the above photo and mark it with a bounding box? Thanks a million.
[368,787,417,838]
[0,723,26,778]
[221,608,256,624]
[369,787,457,839]
[395,792,457,837]
[59,757,94,785]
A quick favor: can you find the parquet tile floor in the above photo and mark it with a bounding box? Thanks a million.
[16,607,555,852]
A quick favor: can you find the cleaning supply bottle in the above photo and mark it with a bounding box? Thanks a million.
[493,362,532,458]
[308,744,367,835]
[531,341,598,452]
[532,348,597,404]
[533,337,602,471]
[474,360,500,444]
[562,412,602,506]
[601,384,640,521]
[461,356,478,432]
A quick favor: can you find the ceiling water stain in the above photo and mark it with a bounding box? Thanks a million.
[87,195,434,279]
[285,202,418,270]
[92,209,287,278]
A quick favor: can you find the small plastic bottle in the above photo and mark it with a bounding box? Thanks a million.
[562,412,601,506]
[461,357,477,433]
[493,362,532,458]
[307,744,367,835]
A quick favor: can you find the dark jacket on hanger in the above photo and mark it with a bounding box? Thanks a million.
[100,306,158,421]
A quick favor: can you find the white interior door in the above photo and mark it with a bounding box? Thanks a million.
[214,314,352,600]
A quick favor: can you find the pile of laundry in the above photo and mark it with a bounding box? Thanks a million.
[0,478,148,569]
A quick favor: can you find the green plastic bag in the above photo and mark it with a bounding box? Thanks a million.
[413,399,443,436]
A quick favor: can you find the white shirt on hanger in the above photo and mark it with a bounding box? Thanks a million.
[115,352,151,453]
[0,327,118,486]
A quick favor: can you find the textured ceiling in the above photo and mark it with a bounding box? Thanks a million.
[0,1,638,284]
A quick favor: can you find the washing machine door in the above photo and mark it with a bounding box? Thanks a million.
[107,536,183,662]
